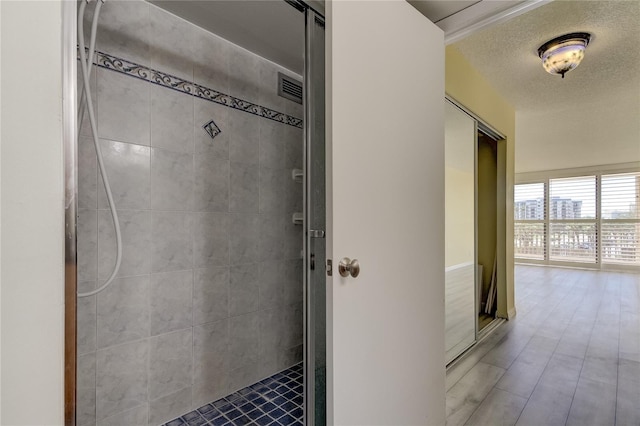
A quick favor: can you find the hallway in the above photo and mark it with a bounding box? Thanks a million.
[446,265,640,426]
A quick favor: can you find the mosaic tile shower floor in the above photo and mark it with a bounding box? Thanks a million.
[164,363,303,426]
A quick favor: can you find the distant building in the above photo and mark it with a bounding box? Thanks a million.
[514,197,583,220]
[550,197,582,219]
[514,198,544,220]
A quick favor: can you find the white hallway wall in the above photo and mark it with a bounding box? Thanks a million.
[0,1,65,424]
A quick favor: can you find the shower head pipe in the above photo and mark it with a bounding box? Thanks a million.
[77,0,123,298]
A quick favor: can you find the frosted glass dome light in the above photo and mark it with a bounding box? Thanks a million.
[538,32,592,78]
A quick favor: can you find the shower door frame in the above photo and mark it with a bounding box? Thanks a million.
[62,1,78,425]
[301,4,326,426]
[62,1,326,425]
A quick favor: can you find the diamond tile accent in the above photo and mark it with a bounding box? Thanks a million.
[203,119,222,140]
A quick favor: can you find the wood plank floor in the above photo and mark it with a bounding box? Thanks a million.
[446,265,640,426]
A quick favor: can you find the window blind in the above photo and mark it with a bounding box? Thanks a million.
[514,183,545,259]
[549,176,596,220]
[601,172,640,265]
[549,176,596,263]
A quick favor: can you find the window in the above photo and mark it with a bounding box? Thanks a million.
[515,169,640,269]
[601,172,640,265]
[514,183,545,259]
[549,176,596,263]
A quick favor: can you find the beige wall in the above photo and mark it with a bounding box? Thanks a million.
[445,46,516,319]
[1,1,65,424]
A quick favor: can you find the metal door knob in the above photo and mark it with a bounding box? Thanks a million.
[338,257,360,278]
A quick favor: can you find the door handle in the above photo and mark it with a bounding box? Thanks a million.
[338,257,360,278]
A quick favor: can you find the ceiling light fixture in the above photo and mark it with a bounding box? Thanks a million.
[538,32,592,78]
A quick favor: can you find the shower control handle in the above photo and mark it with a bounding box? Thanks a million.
[338,257,360,278]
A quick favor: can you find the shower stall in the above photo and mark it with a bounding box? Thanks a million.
[66,1,326,425]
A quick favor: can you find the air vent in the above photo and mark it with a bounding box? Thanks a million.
[278,73,303,104]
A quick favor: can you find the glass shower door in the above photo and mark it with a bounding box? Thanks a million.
[304,6,326,426]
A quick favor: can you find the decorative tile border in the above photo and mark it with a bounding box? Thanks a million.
[92,50,303,129]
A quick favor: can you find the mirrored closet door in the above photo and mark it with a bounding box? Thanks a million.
[444,100,477,364]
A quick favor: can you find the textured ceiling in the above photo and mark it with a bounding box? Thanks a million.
[453,0,640,113]
[453,0,640,172]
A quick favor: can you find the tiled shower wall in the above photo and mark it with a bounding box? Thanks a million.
[76,2,304,425]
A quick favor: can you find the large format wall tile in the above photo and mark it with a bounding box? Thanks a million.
[283,216,303,260]
[77,352,97,426]
[259,261,284,310]
[285,174,304,215]
[193,212,229,268]
[78,281,97,355]
[192,29,230,95]
[259,120,285,169]
[259,308,285,369]
[151,211,193,273]
[151,148,194,211]
[229,263,260,316]
[259,167,286,214]
[228,362,263,395]
[97,275,150,349]
[194,320,230,379]
[229,214,260,265]
[230,162,259,213]
[98,209,151,279]
[97,139,151,210]
[228,110,260,165]
[192,379,229,412]
[96,339,149,420]
[78,134,98,210]
[283,303,303,349]
[193,320,230,405]
[286,95,304,119]
[95,0,150,66]
[229,312,261,371]
[148,386,192,426]
[194,153,229,212]
[150,270,193,336]
[228,49,260,103]
[284,126,304,170]
[278,344,303,373]
[193,267,229,326]
[149,6,195,82]
[97,404,148,426]
[78,209,98,282]
[97,69,150,146]
[259,214,285,261]
[151,85,194,153]
[149,329,193,400]
[283,260,303,306]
